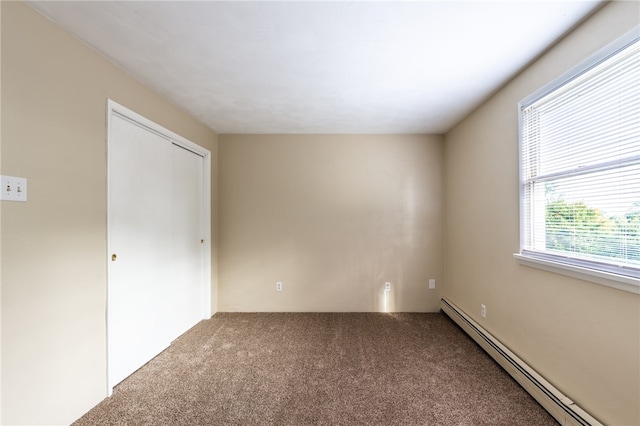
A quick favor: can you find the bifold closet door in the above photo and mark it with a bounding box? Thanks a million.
[108,114,206,390]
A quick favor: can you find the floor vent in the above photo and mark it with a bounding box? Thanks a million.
[440,298,602,426]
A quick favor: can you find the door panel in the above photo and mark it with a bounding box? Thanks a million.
[169,144,204,339]
[108,115,174,388]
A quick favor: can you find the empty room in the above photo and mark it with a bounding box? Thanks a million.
[1,1,639,425]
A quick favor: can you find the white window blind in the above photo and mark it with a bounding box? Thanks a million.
[520,36,640,280]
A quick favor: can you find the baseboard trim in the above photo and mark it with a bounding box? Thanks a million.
[440,298,602,426]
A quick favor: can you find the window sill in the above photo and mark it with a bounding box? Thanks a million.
[513,253,640,295]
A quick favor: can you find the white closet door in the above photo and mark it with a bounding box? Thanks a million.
[108,114,174,388]
[168,144,204,339]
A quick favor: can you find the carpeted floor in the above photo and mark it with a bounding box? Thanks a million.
[73,313,558,425]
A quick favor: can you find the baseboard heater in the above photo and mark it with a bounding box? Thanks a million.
[440,298,602,426]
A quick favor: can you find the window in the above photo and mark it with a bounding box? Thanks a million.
[517,28,640,291]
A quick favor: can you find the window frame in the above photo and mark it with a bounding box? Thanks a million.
[515,26,640,295]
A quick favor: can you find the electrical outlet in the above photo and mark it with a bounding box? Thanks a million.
[481,304,487,318]
[276,281,283,292]
[428,279,436,289]
[0,175,27,202]
[384,282,391,292]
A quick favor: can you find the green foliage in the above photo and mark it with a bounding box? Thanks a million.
[545,199,640,262]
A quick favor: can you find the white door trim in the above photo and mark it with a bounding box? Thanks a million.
[106,99,211,394]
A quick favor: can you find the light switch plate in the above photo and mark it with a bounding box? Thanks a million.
[1,175,28,202]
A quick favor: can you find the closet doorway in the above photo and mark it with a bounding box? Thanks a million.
[107,100,211,393]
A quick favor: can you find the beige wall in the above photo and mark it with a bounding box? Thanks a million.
[0,2,218,425]
[219,134,443,312]
[444,2,640,425]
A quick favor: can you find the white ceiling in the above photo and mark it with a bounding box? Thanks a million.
[28,1,603,134]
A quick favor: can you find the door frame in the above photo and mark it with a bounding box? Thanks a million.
[106,99,211,394]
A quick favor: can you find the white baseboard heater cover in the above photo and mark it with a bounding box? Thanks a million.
[440,298,602,426]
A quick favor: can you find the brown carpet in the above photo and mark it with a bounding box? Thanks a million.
[73,313,558,425]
